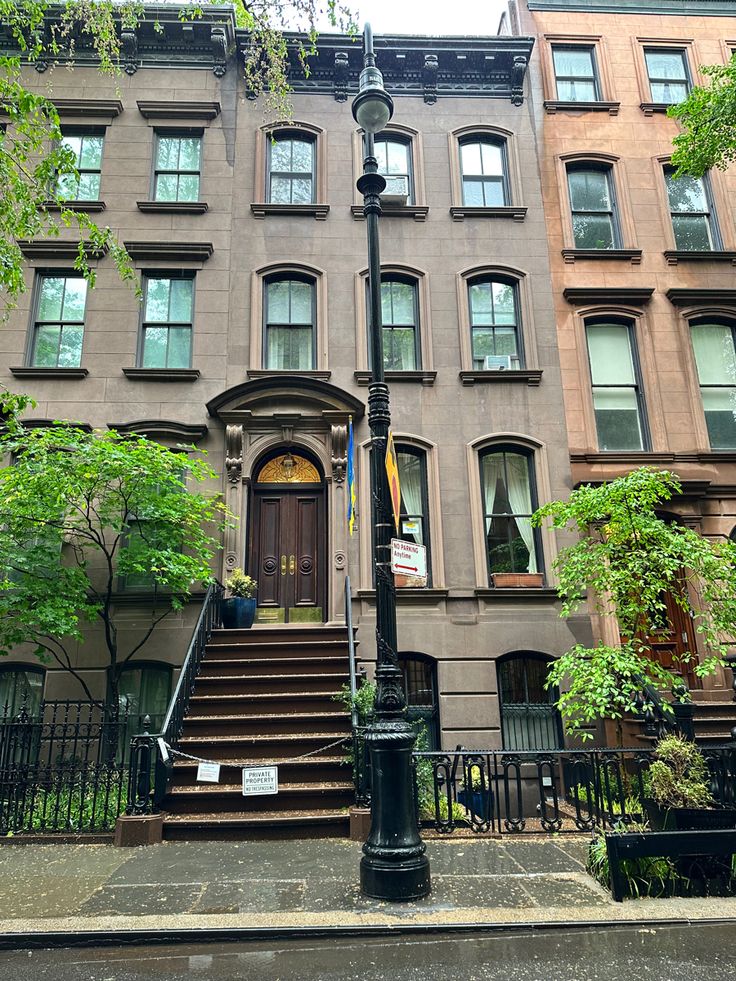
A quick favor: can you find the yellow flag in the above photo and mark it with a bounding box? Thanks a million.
[385,430,401,534]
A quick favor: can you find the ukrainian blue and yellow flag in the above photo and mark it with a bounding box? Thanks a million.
[347,416,356,536]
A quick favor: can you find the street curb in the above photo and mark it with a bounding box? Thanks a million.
[2,916,736,951]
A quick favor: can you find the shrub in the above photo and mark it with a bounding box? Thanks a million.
[647,734,714,810]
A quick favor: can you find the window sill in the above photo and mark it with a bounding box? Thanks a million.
[562,248,642,264]
[351,204,429,221]
[44,200,107,213]
[667,288,736,306]
[10,366,88,379]
[123,241,213,262]
[250,203,330,220]
[664,250,736,265]
[354,370,437,386]
[18,239,108,260]
[475,587,558,601]
[563,287,654,306]
[459,370,542,387]
[450,206,527,222]
[640,102,676,116]
[544,100,620,115]
[137,100,221,121]
[122,368,200,382]
[247,369,331,381]
[137,201,209,214]
[570,451,674,465]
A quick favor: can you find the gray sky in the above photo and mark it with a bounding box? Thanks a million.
[324,0,508,36]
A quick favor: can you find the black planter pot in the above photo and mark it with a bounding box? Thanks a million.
[221,597,257,629]
[643,797,736,831]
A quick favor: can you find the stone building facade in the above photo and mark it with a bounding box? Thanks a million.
[510,0,736,699]
[0,6,592,750]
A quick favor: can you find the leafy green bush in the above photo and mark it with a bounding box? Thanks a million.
[647,734,715,810]
[587,824,680,899]
[27,771,127,832]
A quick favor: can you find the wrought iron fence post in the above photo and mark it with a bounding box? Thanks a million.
[127,717,155,816]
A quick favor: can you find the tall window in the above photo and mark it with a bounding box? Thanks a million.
[374,136,413,203]
[664,167,717,251]
[645,48,690,103]
[379,277,420,371]
[117,663,172,759]
[552,46,599,101]
[398,653,439,750]
[396,446,431,586]
[691,321,736,449]
[264,276,315,370]
[567,164,619,249]
[140,276,194,369]
[468,278,521,370]
[0,666,44,719]
[57,130,104,200]
[153,132,201,202]
[268,134,315,204]
[480,448,539,580]
[31,274,87,368]
[586,320,647,451]
[498,653,562,751]
[459,138,508,207]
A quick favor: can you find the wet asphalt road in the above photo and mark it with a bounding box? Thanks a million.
[2,923,735,981]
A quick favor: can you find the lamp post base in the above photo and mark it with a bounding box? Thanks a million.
[359,718,431,901]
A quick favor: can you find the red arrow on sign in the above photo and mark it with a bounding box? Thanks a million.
[395,563,419,573]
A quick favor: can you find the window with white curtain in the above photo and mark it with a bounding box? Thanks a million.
[480,448,540,580]
[263,276,316,370]
[585,320,648,451]
[691,321,736,449]
[396,446,431,586]
[644,48,690,104]
[552,46,600,102]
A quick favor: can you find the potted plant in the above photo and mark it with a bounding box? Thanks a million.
[457,764,494,819]
[643,733,736,831]
[221,569,258,629]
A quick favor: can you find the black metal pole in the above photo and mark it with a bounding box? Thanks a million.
[355,24,430,902]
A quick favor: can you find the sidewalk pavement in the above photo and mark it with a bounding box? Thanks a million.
[1,836,736,945]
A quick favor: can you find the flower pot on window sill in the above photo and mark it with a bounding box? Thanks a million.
[491,572,544,589]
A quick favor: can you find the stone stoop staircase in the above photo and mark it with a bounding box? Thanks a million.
[689,691,736,746]
[162,625,355,840]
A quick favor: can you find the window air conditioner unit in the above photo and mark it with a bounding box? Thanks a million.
[381,175,409,205]
[484,354,513,371]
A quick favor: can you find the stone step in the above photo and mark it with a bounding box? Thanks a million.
[170,757,350,786]
[203,640,351,661]
[187,692,344,718]
[162,809,350,841]
[165,781,354,815]
[197,656,350,676]
[192,673,348,696]
[208,625,352,646]
[181,712,352,737]
[177,732,351,761]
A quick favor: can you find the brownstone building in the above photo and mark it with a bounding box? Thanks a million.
[510,0,736,711]
[0,3,591,782]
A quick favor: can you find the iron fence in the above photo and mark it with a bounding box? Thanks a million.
[0,701,129,834]
[413,745,736,836]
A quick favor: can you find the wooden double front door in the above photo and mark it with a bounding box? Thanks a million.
[250,486,325,622]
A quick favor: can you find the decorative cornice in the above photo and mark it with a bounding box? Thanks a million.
[562,248,642,264]
[123,242,213,262]
[250,203,330,220]
[354,371,437,387]
[10,366,88,379]
[207,376,365,421]
[137,100,221,121]
[527,0,736,15]
[664,250,736,266]
[122,368,200,382]
[109,420,208,441]
[53,99,123,121]
[17,239,108,261]
[21,418,92,432]
[544,100,620,115]
[667,289,736,307]
[459,369,543,387]
[351,204,429,221]
[43,200,106,214]
[137,201,208,215]
[451,206,527,221]
[563,287,654,306]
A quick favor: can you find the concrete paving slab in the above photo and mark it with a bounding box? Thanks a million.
[195,879,306,915]
[79,883,206,916]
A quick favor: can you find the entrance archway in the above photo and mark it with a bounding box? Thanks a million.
[249,449,326,623]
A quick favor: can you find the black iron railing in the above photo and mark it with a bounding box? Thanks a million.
[0,701,129,833]
[126,580,223,815]
[413,745,736,836]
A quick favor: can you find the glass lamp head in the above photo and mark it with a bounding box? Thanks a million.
[352,65,394,134]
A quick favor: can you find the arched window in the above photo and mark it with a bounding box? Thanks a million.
[585,317,648,451]
[480,447,540,581]
[395,445,431,587]
[374,135,413,204]
[0,665,45,719]
[467,277,521,370]
[373,275,420,371]
[398,652,439,751]
[267,133,315,205]
[498,652,563,750]
[263,275,316,370]
[566,162,620,249]
[459,137,508,206]
[690,318,736,450]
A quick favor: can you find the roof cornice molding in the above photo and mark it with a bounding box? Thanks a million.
[526,0,736,16]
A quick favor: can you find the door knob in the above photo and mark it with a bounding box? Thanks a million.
[280,554,287,576]
[289,554,295,576]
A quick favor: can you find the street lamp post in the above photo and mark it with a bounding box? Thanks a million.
[352,24,431,902]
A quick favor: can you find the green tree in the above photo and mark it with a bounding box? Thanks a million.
[669,53,736,177]
[0,1,356,312]
[532,468,736,741]
[0,390,230,716]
